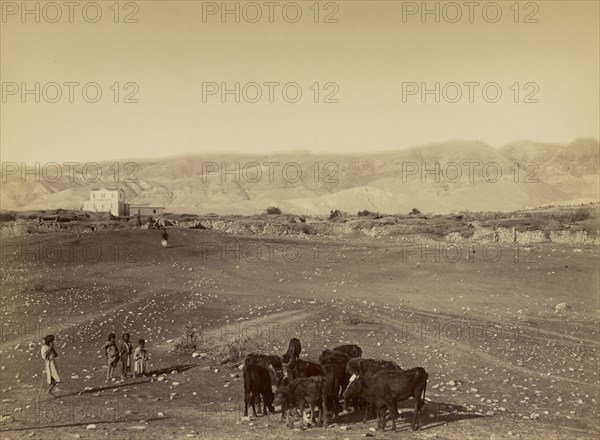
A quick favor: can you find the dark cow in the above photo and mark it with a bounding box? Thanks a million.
[285,359,324,381]
[333,344,363,358]
[345,358,403,421]
[244,353,284,386]
[342,367,428,431]
[319,349,351,366]
[281,338,302,364]
[319,349,351,414]
[273,376,329,429]
[243,364,276,418]
[322,364,344,416]
[244,353,284,414]
[346,357,402,377]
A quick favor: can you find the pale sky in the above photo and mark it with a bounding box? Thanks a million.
[1,0,599,163]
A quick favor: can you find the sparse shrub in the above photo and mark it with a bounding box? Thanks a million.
[174,322,198,353]
[175,322,270,365]
[409,208,421,215]
[0,211,16,222]
[341,313,364,326]
[569,207,591,222]
[357,210,371,217]
[265,206,282,215]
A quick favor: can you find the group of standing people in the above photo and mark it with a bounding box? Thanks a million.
[102,333,149,381]
[40,332,150,396]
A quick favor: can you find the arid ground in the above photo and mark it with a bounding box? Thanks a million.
[1,228,598,439]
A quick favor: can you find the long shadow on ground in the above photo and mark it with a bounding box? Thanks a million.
[57,364,198,397]
[329,400,483,431]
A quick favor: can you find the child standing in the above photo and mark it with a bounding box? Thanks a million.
[102,333,119,381]
[41,335,61,395]
[133,338,148,377]
[118,333,132,378]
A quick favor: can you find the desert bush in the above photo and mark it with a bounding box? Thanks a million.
[0,211,16,222]
[175,322,270,365]
[567,207,591,222]
[341,312,364,326]
[265,206,282,215]
[174,322,198,353]
[409,208,421,215]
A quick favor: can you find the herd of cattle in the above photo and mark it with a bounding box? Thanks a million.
[242,338,429,431]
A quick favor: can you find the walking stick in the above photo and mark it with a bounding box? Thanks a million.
[36,369,45,402]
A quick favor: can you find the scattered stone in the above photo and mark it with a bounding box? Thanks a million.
[85,424,96,430]
[127,425,146,431]
[554,303,571,312]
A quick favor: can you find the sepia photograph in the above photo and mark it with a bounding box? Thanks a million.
[1,1,599,439]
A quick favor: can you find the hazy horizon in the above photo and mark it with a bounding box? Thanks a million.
[2,136,600,166]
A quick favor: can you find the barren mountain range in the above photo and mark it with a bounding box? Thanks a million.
[2,139,598,215]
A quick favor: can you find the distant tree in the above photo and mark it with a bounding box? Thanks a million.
[329,209,343,220]
[570,207,591,222]
[410,208,421,215]
[357,210,371,217]
[265,206,282,215]
[0,211,16,222]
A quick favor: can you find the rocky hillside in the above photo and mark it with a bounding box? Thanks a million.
[2,139,598,215]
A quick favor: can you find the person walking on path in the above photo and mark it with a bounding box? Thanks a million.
[41,335,61,395]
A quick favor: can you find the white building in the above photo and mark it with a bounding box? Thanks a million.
[83,188,127,217]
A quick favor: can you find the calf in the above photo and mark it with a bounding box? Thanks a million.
[273,376,329,429]
[333,344,363,358]
[342,367,428,431]
[281,338,302,364]
[243,364,276,418]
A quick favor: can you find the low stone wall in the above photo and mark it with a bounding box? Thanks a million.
[445,226,598,245]
[550,230,599,245]
[3,216,598,246]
